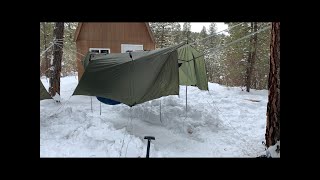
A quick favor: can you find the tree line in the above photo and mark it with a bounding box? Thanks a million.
[149,22,271,91]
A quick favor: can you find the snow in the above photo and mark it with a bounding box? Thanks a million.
[266,141,280,158]
[40,76,270,157]
[52,93,61,101]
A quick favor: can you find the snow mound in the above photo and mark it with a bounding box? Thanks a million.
[119,94,222,137]
[40,105,147,157]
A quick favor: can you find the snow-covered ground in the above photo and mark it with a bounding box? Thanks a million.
[40,75,274,157]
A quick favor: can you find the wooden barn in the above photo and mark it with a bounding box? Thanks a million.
[74,22,156,80]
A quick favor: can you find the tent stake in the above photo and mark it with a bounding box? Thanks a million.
[91,96,93,112]
[186,85,187,118]
[160,99,162,123]
[100,102,101,115]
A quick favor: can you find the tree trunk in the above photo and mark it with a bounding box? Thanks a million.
[265,22,280,147]
[42,23,51,78]
[49,22,64,98]
[252,68,257,89]
[251,23,258,89]
[245,22,258,92]
[245,23,253,91]
[40,23,43,77]
[160,25,164,48]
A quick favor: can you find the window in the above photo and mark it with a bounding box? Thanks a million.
[89,48,110,54]
[100,50,109,53]
[121,44,143,53]
[91,50,99,53]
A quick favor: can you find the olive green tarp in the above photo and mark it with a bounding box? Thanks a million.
[178,45,208,90]
[73,43,208,106]
[40,80,52,100]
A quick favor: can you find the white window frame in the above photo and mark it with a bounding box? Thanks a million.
[89,48,111,54]
[121,44,144,53]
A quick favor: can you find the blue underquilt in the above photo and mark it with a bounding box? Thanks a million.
[96,96,121,105]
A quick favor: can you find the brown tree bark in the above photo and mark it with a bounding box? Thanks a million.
[41,22,51,77]
[49,22,64,98]
[265,22,280,147]
[160,24,165,48]
[246,22,258,92]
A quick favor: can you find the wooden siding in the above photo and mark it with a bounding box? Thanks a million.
[77,23,154,43]
[75,22,156,80]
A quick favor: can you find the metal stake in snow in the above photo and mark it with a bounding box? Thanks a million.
[91,97,93,112]
[159,100,162,123]
[144,136,155,158]
[186,40,189,119]
[100,102,101,115]
[186,85,187,118]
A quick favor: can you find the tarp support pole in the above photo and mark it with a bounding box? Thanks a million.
[100,102,101,115]
[91,96,93,112]
[186,85,188,118]
[160,99,162,123]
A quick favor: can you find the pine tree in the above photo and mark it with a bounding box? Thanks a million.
[224,22,252,87]
[208,23,218,48]
[41,22,48,77]
[198,26,207,51]
[199,26,207,39]
[265,22,280,148]
[40,22,54,77]
[220,22,271,88]
[61,22,77,76]
[245,22,258,92]
[254,23,271,89]
[210,33,228,84]
[49,22,64,99]
[40,22,78,78]
[172,23,182,44]
[203,23,227,83]
[149,22,175,48]
[182,22,191,43]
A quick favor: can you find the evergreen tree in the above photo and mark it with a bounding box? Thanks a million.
[182,22,191,43]
[40,22,77,78]
[223,22,251,87]
[197,26,208,53]
[208,23,218,48]
[149,22,175,48]
[199,26,207,40]
[254,22,271,89]
[40,22,54,77]
[209,33,228,84]
[61,22,77,76]
[201,23,226,83]
[49,22,64,99]
[245,22,258,92]
[219,22,271,88]
[172,23,182,44]
[265,22,280,148]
